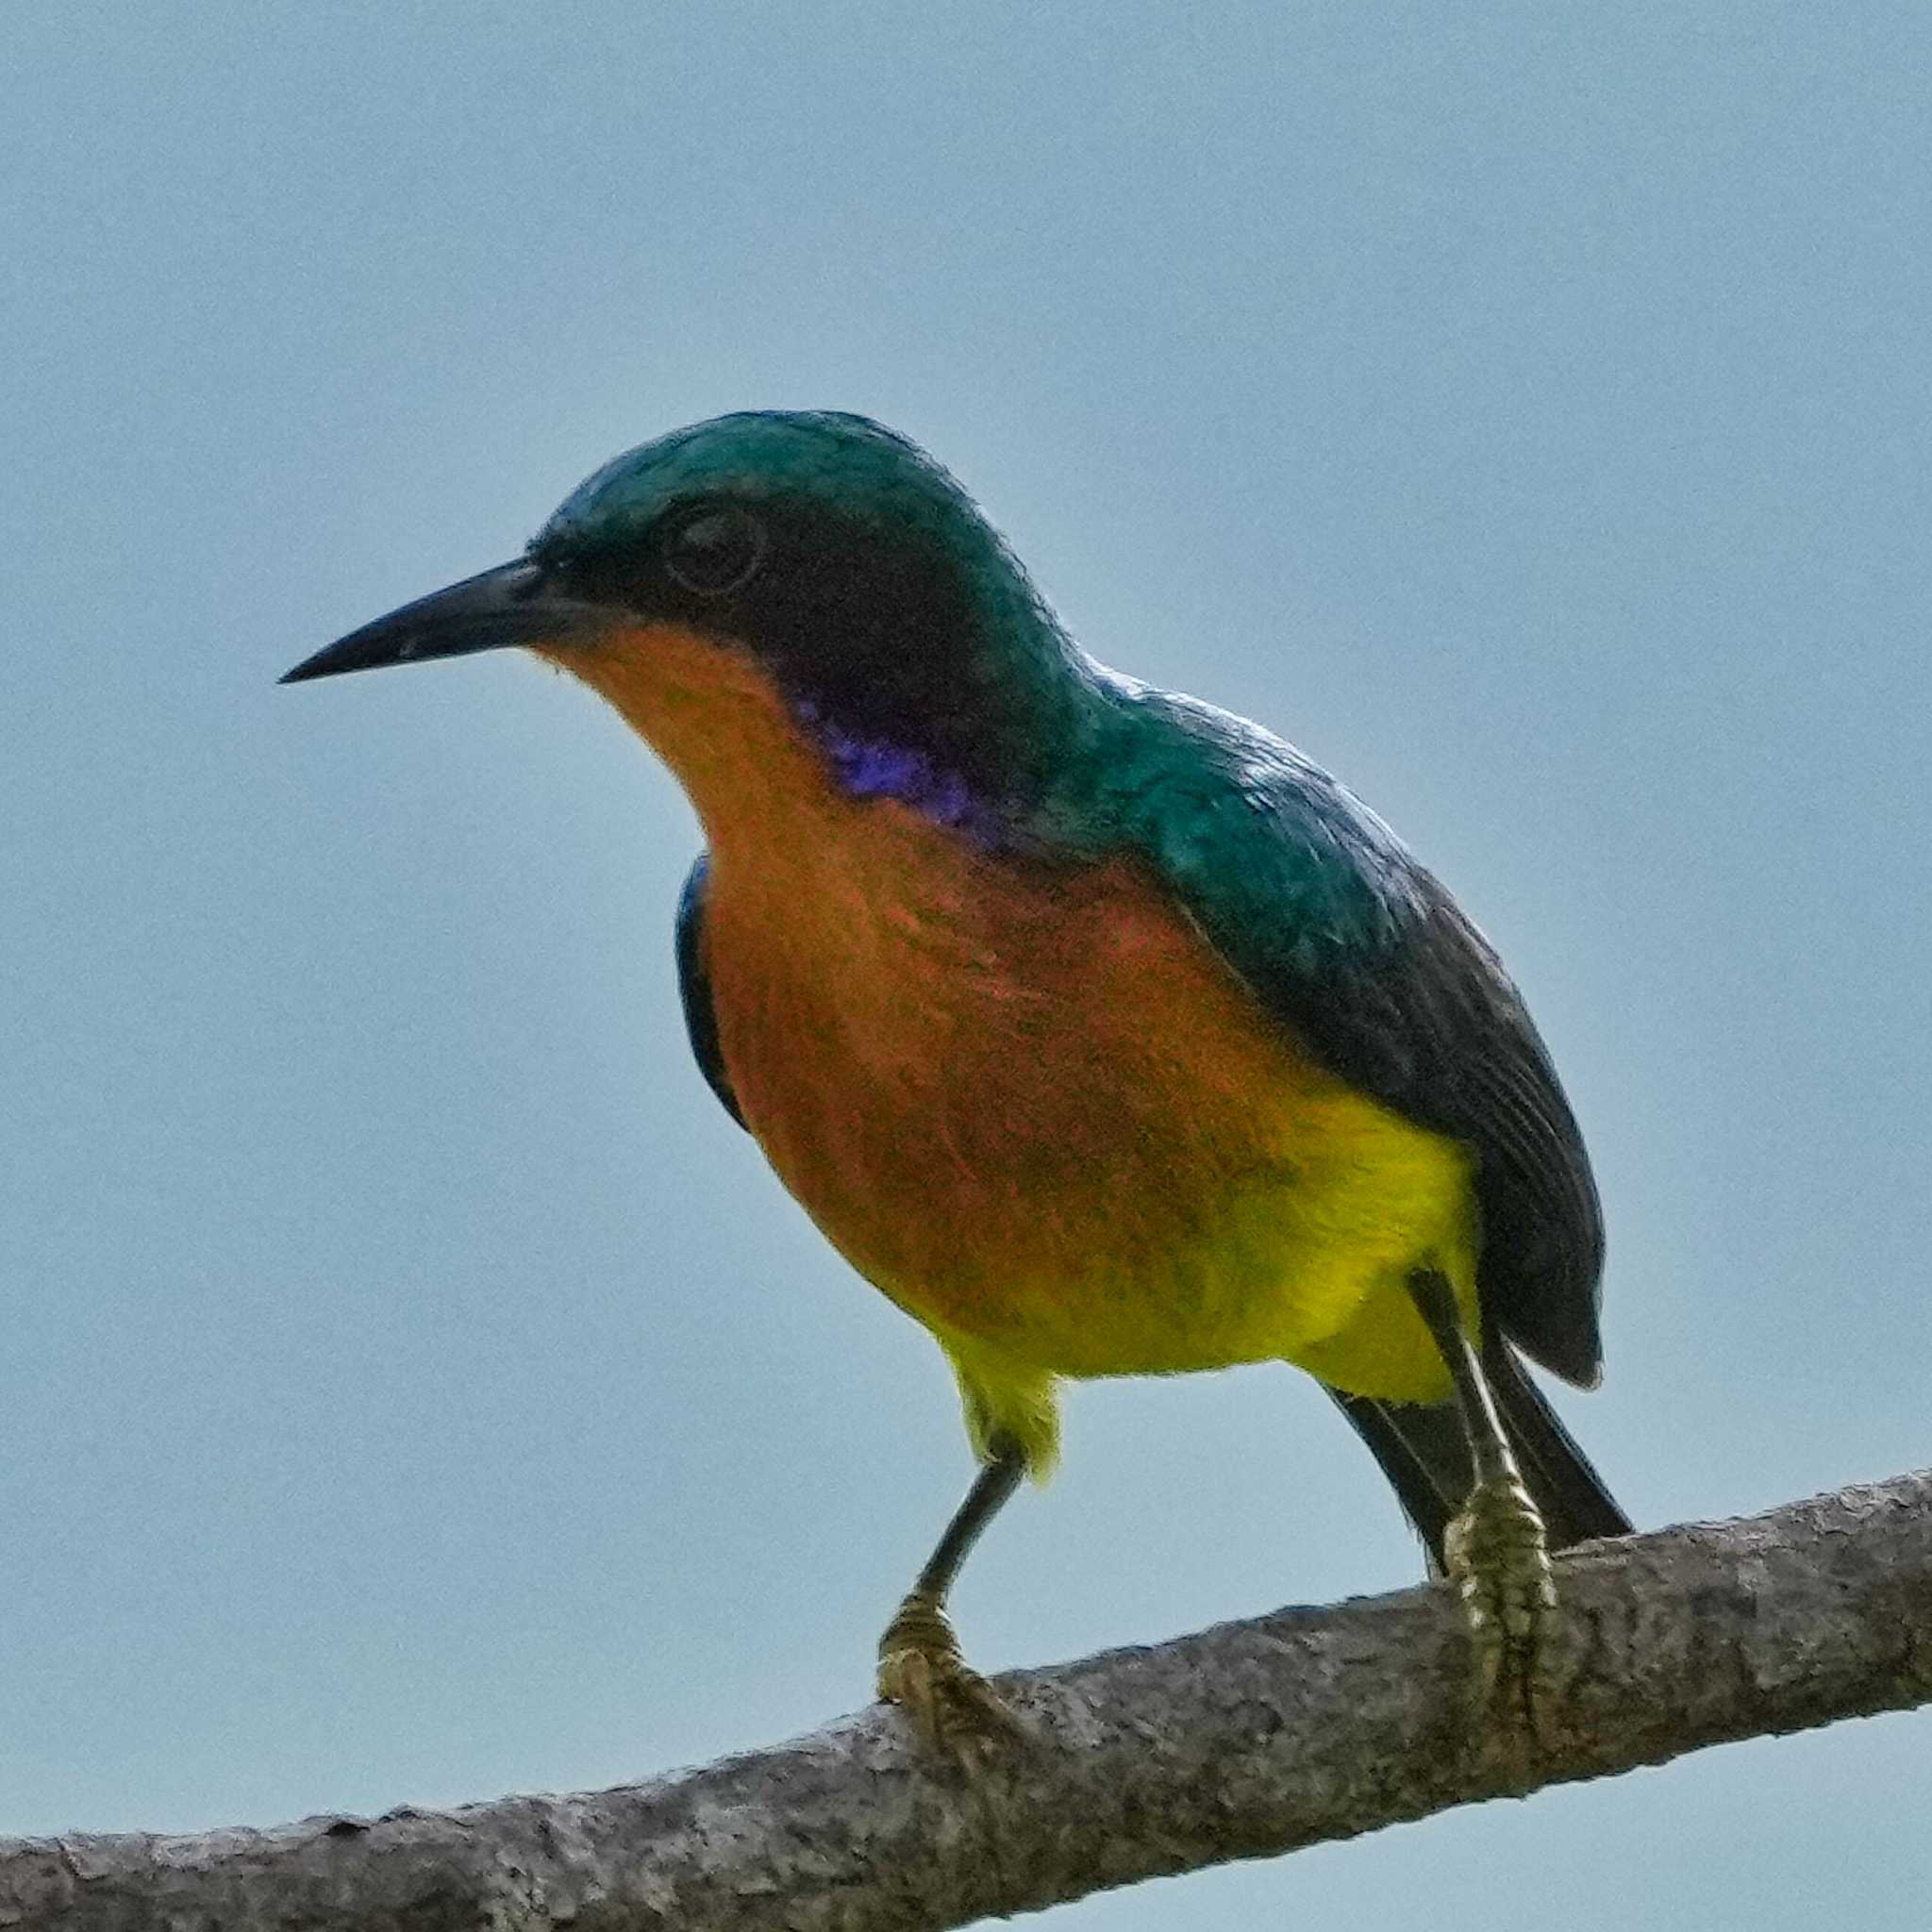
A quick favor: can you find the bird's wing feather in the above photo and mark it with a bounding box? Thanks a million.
[1099,687,1605,1386]
[674,853,748,1130]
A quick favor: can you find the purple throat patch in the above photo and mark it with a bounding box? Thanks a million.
[796,701,1005,845]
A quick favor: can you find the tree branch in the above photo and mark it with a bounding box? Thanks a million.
[5,1474,1928,1931]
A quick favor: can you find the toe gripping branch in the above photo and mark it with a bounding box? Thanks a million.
[1407,1272,1560,1740]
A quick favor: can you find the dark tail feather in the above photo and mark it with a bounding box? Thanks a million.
[1330,1338,1630,1572]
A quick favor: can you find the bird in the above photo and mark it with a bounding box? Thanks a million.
[284,409,1629,1752]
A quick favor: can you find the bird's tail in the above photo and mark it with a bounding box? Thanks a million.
[1330,1337,1630,1571]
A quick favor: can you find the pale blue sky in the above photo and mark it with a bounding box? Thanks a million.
[5,5,1929,1925]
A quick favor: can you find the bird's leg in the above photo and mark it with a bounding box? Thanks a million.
[1407,1271,1557,1740]
[877,1435,1026,1760]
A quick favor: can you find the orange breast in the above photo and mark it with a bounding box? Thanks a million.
[545,623,1474,1401]
[712,824,1293,1322]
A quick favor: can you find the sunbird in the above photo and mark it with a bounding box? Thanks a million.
[286,410,1628,1748]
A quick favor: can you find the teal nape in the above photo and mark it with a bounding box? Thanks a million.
[285,408,1630,1753]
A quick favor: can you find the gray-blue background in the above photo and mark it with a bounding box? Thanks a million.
[6,6,1928,1924]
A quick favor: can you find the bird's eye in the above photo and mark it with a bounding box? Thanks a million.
[663,506,767,595]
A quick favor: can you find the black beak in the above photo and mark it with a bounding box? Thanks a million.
[281,560,612,685]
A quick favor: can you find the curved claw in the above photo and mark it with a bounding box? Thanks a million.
[1443,1473,1560,1744]
[877,1593,1021,1765]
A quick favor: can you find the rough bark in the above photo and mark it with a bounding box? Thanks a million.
[4,1474,1928,1932]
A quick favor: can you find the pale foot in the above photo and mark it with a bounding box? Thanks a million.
[876,1591,1020,1766]
[1443,1473,1560,1746]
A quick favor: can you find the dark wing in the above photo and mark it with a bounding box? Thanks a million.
[1118,693,1604,1387]
[674,853,747,1130]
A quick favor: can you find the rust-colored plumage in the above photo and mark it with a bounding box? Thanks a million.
[553,622,1476,1474]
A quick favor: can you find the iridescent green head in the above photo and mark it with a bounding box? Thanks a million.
[287,411,1084,819]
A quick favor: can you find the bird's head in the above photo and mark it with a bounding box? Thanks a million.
[285,412,1085,840]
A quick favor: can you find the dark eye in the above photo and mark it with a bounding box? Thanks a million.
[663,506,767,595]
